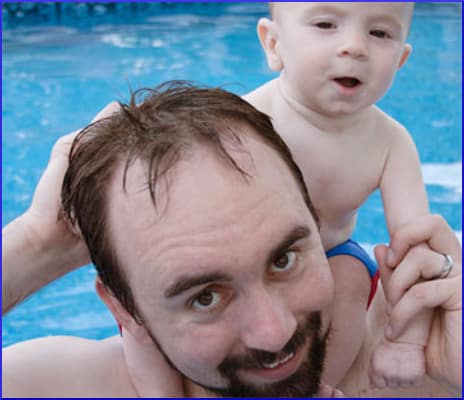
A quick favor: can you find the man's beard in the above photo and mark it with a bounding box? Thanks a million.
[145,312,329,397]
[204,312,328,397]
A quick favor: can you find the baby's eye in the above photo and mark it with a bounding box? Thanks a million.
[314,21,336,30]
[191,290,220,311]
[370,29,392,39]
[270,251,297,273]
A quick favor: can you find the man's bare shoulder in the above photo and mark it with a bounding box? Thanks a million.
[2,335,135,397]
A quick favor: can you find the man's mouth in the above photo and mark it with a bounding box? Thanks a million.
[334,77,362,88]
[239,345,306,383]
[260,351,295,369]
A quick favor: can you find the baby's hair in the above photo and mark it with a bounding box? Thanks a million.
[405,3,415,36]
[268,2,275,18]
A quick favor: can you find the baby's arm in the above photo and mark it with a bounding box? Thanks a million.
[369,122,432,388]
[379,123,429,234]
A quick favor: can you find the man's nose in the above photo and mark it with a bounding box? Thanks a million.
[238,288,297,353]
[337,30,368,60]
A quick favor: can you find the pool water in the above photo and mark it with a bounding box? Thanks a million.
[2,3,462,347]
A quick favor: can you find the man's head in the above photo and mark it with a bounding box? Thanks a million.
[260,3,414,116]
[62,81,334,396]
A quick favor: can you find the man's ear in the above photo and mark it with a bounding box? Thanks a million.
[257,17,283,71]
[398,43,412,69]
[95,276,152,345]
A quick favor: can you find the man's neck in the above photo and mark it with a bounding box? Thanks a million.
[276,78,372,134]
[121,330,186,397]
[184,379,217,398]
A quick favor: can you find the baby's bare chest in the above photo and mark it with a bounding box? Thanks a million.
[290,135,385,214]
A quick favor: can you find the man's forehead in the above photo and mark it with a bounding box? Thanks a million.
[105,134,316,281]
[109,133,307,223]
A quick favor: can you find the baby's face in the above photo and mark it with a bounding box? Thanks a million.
[267,3,413,116]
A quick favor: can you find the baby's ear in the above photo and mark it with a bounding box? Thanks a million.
[257,17,283,71]
[95,276,152,345]
[398,44,412,69]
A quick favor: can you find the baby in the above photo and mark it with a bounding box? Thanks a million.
[245,2,431,388]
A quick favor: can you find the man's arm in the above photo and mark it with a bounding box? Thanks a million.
[2,103,120,315]
[2,132,90,314]
[2,216,86,314]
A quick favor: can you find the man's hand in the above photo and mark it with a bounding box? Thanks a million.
[25,102,122,269]
[375,215,462,394]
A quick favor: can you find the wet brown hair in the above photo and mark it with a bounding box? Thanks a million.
[61,80,318,322]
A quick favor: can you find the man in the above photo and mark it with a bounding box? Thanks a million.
[2,82,461,397]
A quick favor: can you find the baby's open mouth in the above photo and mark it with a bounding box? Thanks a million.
[334,77,361,88]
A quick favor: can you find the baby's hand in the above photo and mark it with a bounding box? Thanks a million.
[369,337,425,388]
[317,382,345,397]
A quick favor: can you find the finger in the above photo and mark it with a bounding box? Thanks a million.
[385,276,461,340]
[317,383,345,398]
[388,215,461,268]
[369,371,387,389]
[316,383,334,397]
[374,244,393,302]
[50,102,121,161]
[90,101,121,123]
[385,380,399,388]
[398,380,413,388]
[386,247,454,304]
[49,130,82,160]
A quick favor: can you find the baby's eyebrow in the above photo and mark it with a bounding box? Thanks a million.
[370,13,403,27]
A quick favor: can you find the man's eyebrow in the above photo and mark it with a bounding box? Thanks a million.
[164,272,233,299]
[267,226,311,265]
[164,226,311,299]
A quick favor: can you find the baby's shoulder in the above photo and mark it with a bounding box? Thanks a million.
[371,106,410,139]
[243,79,278,114]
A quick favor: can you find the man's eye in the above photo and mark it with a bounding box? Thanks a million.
[270,251,297,273]
[191,290,220,311]
[314,21,335,30]
[370,30,391,39]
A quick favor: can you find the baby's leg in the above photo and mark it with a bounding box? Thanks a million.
[323,254,371,386]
